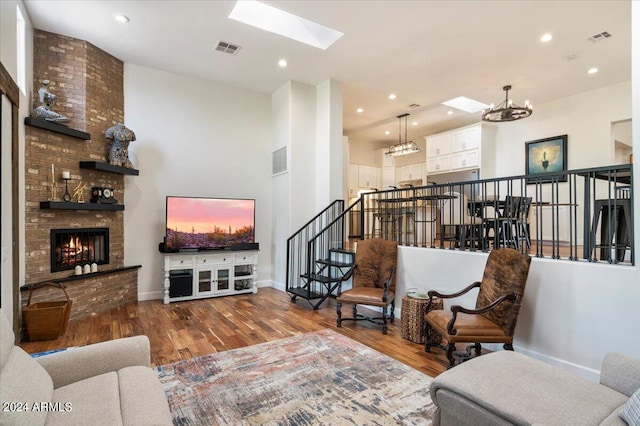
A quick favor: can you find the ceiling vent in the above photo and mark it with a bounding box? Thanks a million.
[586,31,612,43]
[215,41,241,55]
[408,104,420,109]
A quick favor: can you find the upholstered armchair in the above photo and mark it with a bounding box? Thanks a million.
[424,248,531,368]
[336,238,398,334]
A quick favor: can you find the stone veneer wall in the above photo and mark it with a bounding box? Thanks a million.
[23,30,136,321]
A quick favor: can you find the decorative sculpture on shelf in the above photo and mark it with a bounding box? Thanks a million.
[31,80,70,124]
[73,181,87,203]
[106,123,136,168]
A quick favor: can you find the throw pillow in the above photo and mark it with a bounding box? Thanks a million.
[620,387,640,426]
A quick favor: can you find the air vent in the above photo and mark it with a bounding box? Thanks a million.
[215,41,241,55]
[408,104,420,109]
[272,147,287,176]
[587,31,612,43]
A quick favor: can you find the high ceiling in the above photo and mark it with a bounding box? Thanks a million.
[23,0,631,147]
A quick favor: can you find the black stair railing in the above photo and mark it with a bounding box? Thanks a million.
[286,200,345,299]
[286,199,363,307]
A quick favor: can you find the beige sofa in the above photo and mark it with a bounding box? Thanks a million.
[0,309,172,426]
[430,350,640,426]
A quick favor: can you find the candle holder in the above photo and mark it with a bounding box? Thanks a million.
[62,177,72,202]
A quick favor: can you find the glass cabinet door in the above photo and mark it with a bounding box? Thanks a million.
[198,269,212,293]
[216,268,230,292]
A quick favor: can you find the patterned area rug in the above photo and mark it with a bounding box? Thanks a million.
[156,329,435,425]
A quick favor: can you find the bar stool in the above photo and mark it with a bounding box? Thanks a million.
[589,198,631,262]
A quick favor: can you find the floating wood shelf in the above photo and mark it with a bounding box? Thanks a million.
[21,265,142,290]
[39,201,124,211]
[79,161,139,175]
[24,117,91,140]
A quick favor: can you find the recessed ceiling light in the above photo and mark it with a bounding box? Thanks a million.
[588,67,599,74]
[113,14,130,23]
[278,59,287,68]
[540,33,553,42]
[356,108,363,113]
[412,121,418,126]
[229,1,343,50]
[385,131,390,135]
[442,96,489,113]
[388,94,397,100]
[447,110,454,115]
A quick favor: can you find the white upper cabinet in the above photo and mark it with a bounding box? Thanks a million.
[425,123,496,177]
[357,164,378,189]
[426,133,452,157]
[451,125,480,152]
[398,163,423,182]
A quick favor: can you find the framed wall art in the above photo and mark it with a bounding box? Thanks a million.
[525,134,568,183]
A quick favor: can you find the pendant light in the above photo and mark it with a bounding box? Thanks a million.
[482,85,532,122]
[386,113,420,157]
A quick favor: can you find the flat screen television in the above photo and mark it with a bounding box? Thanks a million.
[165,196,255,251]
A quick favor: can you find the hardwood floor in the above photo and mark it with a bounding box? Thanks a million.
[19,287,452,377]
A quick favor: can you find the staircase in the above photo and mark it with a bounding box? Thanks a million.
[286,200,360,309]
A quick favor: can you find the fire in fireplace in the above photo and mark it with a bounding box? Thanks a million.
[50,228,109,272]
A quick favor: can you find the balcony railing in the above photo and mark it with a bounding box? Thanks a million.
[351,164,633,265]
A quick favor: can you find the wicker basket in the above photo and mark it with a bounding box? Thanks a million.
[401,293,443,344]
[23,282,72,341]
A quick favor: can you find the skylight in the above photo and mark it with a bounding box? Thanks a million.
[442,96,489,114]
[228,1,343,50]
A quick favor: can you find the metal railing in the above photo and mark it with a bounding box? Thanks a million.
[354,164,633,265]
[284,164,634,301]
[285,200,345,296]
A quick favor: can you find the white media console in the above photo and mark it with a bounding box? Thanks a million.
[162,250,258,304]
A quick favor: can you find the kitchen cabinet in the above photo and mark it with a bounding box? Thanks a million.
[348,163,381,197]
[426,155,451,174]
[425,123,496,178]
[357,164,379,189]
[348,164,359,197]
[398,163,423,183]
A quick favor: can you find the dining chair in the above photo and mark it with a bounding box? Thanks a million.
[439,192,484,249]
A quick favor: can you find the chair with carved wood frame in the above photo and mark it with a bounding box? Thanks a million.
[336,238,398,334]
[423,248,531,368]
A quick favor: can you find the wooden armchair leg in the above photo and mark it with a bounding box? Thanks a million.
[474,342,482,355]
[445,343,456,368]
[382,312,388,334]
[504,343,513,351]
[389,301,395,323]
[336,301,342,327]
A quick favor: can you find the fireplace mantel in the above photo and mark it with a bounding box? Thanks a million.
[21,265,141,291]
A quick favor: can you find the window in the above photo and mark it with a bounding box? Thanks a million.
[16,5,26,95]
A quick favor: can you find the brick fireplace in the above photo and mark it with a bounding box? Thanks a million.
[50,228,109,272]
[21,30,138,323]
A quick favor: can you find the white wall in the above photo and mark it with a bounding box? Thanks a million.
[271,83,292,290]
[315,79,344,208]
[123,63,273,300]
[1,0,32,326]
[491,81,631,178]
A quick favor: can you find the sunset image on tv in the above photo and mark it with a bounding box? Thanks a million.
[165,197,255,250]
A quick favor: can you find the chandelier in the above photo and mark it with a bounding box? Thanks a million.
[481,85,532,122]
[386,113,420,157]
